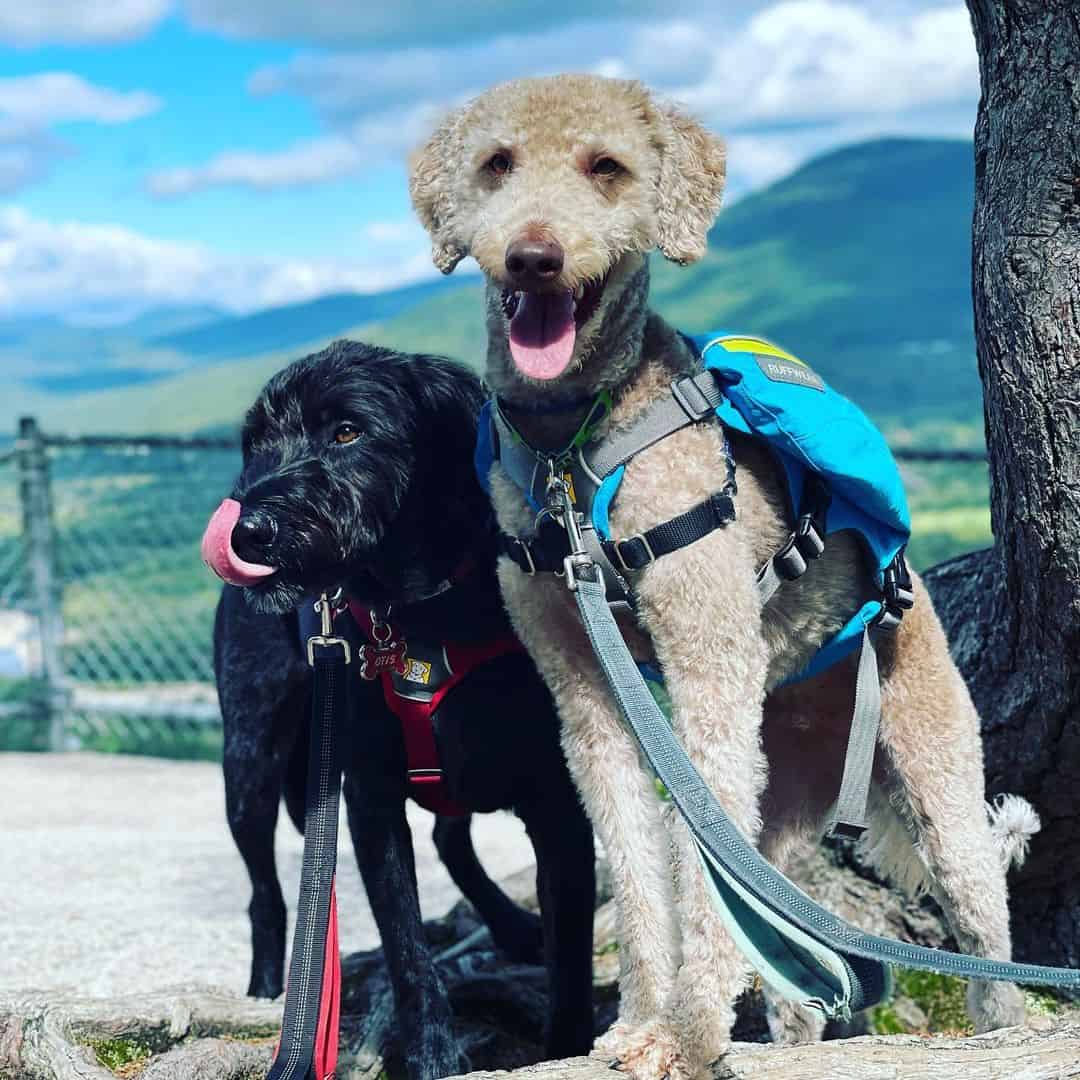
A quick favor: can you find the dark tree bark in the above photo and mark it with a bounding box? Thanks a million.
[924,0,1080,970]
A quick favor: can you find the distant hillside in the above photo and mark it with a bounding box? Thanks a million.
[149,277,472,363]
[120,305,226,339]
[0,304,223,394]
[0,138,983,439]
[651,137,980,423]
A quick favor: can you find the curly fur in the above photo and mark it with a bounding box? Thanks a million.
[409,74,1033,1077]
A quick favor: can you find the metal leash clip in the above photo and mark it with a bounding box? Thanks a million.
[306,590,353,666]
[544,461,597,592]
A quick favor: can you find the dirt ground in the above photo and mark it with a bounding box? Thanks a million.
[0,752,535,997]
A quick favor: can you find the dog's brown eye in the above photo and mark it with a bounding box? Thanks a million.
[486,152,512,177]
[334,423,361,445]
[591,157,622,177]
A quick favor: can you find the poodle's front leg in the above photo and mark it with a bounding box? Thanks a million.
[497,565,682,1038]
[615,539,770,1080]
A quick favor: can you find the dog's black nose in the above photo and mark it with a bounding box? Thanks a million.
[505,238,564,285]
[232,510,277,559]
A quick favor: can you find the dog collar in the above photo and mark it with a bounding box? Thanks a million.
[493,390,612,461]
[494,391,598,417]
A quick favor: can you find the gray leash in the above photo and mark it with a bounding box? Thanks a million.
[558,541,1080,1018]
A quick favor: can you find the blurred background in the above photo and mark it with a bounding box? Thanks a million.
[0,0,993,1008]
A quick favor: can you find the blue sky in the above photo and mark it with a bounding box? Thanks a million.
[0,1,981,323]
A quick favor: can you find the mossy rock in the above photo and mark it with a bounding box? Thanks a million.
[86,1035,154,1075]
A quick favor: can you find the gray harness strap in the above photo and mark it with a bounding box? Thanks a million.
[583,371,724,480]
[568,567,1080,1014]
[755,558,785,606]
[826,628,881,838]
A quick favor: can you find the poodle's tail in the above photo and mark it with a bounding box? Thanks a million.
[988,793,1041,872]
[859,791,1040,898]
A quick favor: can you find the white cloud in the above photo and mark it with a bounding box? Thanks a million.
[676,2,977,125]
[0,73,161,127]
[242,2,975,132]
[0,205,437,321]
[0,1,169,45]
[723,105,977,202]
[148,134,363,196]
[247,20,713,124]
[147,100,442,196]
[724,135,807,195]
[361,220,428,246]
[0,74,160,195]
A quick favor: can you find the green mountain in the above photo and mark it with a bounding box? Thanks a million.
[652,137,980,425]
[148,276,472,363]
[0,138,982,440]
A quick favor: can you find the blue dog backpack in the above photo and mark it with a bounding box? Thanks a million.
[693,331,912,681]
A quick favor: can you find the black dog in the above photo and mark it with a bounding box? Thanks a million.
[207,340,596,1080]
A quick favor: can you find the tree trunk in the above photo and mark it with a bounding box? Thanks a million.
[924,0,1080,969]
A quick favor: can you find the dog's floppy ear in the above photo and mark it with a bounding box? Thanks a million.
[649,100,726,265]
[409,111,468,275]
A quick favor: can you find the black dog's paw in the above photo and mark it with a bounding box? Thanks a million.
[246,973,283,1000]
[406,1038,467,1080]
[489,909,545,966]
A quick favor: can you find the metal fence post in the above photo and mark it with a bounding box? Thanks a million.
[16,417,69,751]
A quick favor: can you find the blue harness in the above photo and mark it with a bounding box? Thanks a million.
[477,331,914,687]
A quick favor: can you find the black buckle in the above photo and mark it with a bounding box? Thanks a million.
[873,551,914,632]
[883,551,914,611]
[607,534,655,573]
[774,514,825,581]
[710,490,737,525]
[795,513,826,559]
[873,605,904,633]
[671,374,717,421]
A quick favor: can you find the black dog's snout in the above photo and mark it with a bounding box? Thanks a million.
[232,509,277,560]
[505,238,564,286]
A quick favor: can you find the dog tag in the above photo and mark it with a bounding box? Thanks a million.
[357,611,409,680]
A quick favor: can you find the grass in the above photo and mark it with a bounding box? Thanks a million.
[871,970,971,1035]
[86,1036,153,1076]
[870,973,1072,1037]
[903,459,991,571]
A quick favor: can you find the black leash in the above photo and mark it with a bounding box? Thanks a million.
[267,592,350,1080]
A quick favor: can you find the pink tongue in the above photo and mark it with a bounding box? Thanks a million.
[508,290,576,380]
[200,498,278,587]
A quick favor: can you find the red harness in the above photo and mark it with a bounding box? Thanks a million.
[348,600,522,816]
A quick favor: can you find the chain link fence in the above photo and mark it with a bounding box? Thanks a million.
[0,420,239,756]
[0,416,990,758]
